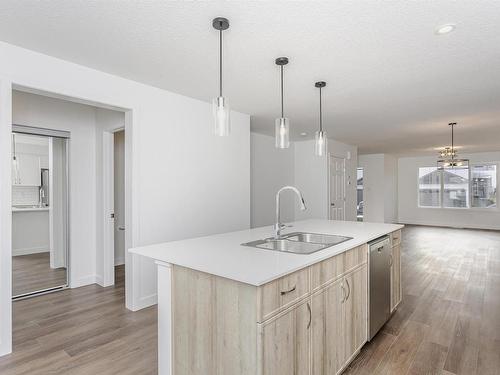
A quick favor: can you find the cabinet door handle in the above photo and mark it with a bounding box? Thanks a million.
[280,285,296,296]
[341,284,346,303]
[389,254,394,267]
[307,302,312,330]
[345,279,351,301]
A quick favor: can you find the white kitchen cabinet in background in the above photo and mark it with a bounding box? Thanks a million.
[13,154,41,186]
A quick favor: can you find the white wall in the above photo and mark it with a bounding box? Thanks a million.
[398,152,500,230]
[358,154,385,222]
[358,153,398,223]
[250,135,358,227]
[250,133,295,227]
[294,140,329,220]
[384,154,398,223]
[0,41,250,355]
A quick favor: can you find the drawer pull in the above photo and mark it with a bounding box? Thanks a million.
[280,286,296,296]
[345,279,351,301]
[307,302,312,329]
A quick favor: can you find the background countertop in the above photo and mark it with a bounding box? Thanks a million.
[12,206,50,212]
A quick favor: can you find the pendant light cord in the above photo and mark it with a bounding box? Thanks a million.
[451,123,455,160]
[280,65,284,118]
[319,86,323,132]
[219,28,223,97]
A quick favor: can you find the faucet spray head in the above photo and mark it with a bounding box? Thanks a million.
[300,198,307,211]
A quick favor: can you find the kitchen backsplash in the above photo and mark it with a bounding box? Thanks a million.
[12,185,39,206]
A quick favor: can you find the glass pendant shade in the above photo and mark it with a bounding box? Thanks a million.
[315,130,327,156]
[213,96,230,136]
[275,117,290,149]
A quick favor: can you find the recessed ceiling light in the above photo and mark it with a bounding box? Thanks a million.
[300,132,307,136]
[435,24,456,35]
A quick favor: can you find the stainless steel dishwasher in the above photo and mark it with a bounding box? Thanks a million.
[368,235,391,341]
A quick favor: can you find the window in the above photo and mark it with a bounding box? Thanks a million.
[356,168,364,221]
[418,167,441,207]
[442,168,469,208]
[418,164,498,209]
[471,165,497,208]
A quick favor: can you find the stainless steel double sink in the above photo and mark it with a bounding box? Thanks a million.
[241,232,353,255]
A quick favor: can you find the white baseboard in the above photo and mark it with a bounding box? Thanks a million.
[70,274,97,288]
[398,218,500,231]
[95,275,104,287]
[12,247,49,256]
[0,345,12,357]
[115,256,125,266]
[129,293,157,311]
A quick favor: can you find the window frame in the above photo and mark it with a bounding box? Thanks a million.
[416,163,499,211]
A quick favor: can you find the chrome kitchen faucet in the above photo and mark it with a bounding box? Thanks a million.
[274,186,306,238]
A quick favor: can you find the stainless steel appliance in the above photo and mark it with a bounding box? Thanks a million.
[368,235,391,340]
[40,168,49,207]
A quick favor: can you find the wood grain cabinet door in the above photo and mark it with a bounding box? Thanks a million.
[390,244,402,312]
[311,279,345,375]
[260,299,311,375]
[343,265,368,363]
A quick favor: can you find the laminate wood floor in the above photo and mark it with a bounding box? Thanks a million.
[1,226,499,375]
[344,225,500,375]
[0,266,158,375]
[12,252,67,297]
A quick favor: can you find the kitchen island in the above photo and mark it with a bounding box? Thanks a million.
[130,219,403,375]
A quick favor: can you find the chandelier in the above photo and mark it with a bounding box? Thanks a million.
[437,122,469,170]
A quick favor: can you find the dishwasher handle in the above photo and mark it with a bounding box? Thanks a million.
[369,237,390,253]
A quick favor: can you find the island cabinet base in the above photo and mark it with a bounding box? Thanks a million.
[157,243,375,375]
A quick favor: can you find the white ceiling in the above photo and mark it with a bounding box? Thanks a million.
[1,1,500,155]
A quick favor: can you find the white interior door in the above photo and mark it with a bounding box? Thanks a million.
[329,155,346,220]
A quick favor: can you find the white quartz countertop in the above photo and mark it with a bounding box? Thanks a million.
[130,219,403,286]
[12,206,50,212]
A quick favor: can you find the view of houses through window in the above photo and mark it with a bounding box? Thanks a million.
[357,168,363,221]
[418,165,497,208]
[471,165,497,208]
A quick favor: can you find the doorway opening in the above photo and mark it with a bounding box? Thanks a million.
[101,128,126,286]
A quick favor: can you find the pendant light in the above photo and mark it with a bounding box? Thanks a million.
[212,17,230,136]
[314,81,327,156]
[275,57,290,149]
[437,122,469,169]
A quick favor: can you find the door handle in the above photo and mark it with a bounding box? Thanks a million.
[345,279,351,301]
[389,254,394,267]
[118,226,125,231]
[341,284,346,303]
